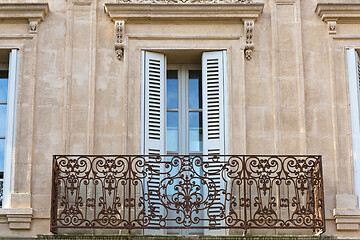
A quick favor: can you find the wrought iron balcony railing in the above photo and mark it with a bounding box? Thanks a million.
[50,155,325,234]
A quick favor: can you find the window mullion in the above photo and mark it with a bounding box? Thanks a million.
[180,65,187,155]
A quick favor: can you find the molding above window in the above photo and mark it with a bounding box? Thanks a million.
[104,3,263,20]
[0,3,50,34]
[315,3,360,34]
[104,3,264,60]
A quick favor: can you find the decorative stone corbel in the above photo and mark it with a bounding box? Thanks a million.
[114,20,125,60]
[28,19,39,34]
[316,4,360,35]
[327,20,337,34]
[244,20,254,60]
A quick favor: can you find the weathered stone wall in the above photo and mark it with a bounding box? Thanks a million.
[0,0,360,237]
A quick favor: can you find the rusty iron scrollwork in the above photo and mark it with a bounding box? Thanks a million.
[50,155,325,234]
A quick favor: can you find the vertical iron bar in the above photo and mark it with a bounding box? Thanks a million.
[128,156,132,234]
[242,155,247,233]
[50,155,58,234]
[319,156,326,233]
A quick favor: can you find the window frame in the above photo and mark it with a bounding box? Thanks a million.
[347,48,360,208]
[167,64,202,155]
[1,49,19,208]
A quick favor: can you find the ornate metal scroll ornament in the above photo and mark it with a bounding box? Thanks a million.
[116,0,252,3]
[244,20,254,60]
[115,21,125,60]
[51,155,325,234]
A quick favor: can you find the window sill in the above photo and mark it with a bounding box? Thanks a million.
[333,208,360,231]
[0,208,33,230]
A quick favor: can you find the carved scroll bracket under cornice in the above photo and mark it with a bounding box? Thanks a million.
[316,3,360,35]
[0,3,49,34]
[244,19,254,60]
[104,2,263,60]
[115,20,125,60]
[28,19,39,34]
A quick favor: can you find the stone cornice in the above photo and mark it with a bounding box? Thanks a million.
[0,3,49,34]
[315,3,360,24]
[104,3,264,20]
[0,3,49,22]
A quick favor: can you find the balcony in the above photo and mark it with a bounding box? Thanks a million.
[50,155,325,235]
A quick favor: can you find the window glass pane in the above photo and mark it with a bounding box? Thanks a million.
[189,112,203,152]
[0,105,7,137]
[167,70,178,109]
[0,78,8,102]
[0,70,8,79]
[0,139,4,172]
[167,112,178,152]
[189,70,202,109]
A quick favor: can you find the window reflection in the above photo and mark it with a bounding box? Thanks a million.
[0,106,7,137]
[167,70,178,109]
[0,79,8,102]
[167,108,178,152]
[189,70,202,110]
[0,139,4,172]
[189,112,203,152]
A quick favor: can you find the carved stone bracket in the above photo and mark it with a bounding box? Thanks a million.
[244,20,254,60]
[327,20,336,35]
[29,19,39,34]
[114,20,125,60]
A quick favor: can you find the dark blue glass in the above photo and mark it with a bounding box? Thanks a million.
[167,70,178,109]
[189,70,202,109]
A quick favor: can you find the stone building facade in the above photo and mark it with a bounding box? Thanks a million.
[0,0,360,238]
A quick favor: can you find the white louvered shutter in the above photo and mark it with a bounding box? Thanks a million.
[202,51,226,235]
[142,51,166,234]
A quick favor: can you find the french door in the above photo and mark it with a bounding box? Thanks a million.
[142,50,227,235]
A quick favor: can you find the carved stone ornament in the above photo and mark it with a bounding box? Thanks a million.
[327,20,336,34]
[116,0,252,3]
[29,20,38,34]
[244,20,254,60]
[114,20,125,60]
